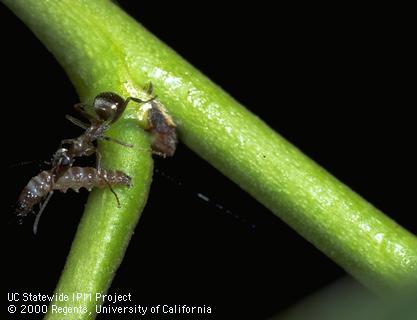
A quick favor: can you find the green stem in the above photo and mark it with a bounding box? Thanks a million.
[3,0,417,308]
[273,278,417,320]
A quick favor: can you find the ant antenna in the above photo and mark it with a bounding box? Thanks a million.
[33,191,54,234]
[101,136,134,148]
[96,152,121,208]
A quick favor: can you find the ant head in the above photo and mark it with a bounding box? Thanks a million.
[52,148,72,167]
[93,92,126,124]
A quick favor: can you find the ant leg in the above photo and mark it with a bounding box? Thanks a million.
[101,136,134,148]
[95,152,121,207]
[33,191,54,235]
[74,103,97,122]
[65,115,89,129]
[95,150,102,172]
[101,143,150,154]
[104,179,121,208]
[61,138,76,146]
[74,103,92,117]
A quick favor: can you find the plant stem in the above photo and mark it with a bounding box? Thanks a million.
[3,0,417,303]
[273,278,417,320]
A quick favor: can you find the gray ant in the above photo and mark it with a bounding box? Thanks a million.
[17,92,151,233]
[17,87,178,233]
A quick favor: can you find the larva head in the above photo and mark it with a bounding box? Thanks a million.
[93,92,126,124]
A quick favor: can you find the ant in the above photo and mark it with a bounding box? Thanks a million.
[16,87,178,233]
[16,92,151,233]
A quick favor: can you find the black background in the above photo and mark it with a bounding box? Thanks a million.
[1,2,415,319]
